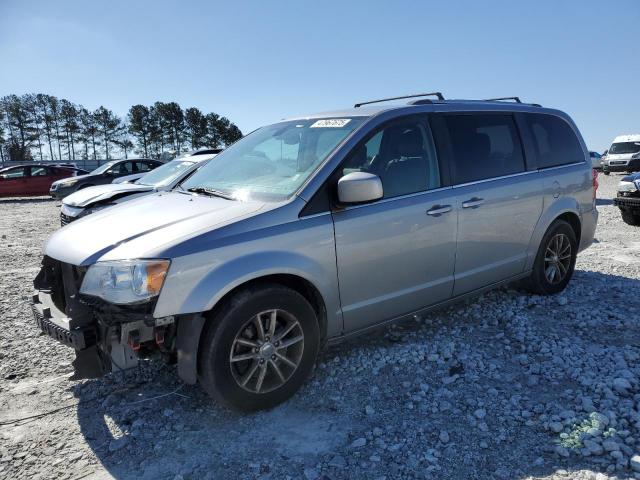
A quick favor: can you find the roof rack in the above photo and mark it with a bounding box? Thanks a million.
[484,96,542,107]
[354,92,444,108]
[485,96,522,103]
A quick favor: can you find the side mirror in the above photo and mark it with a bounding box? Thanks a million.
[337,172,383,204]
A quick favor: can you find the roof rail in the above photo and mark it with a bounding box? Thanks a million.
[354,92,444,108]
[485,96,522,103]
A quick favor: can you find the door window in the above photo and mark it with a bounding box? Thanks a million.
[31,167,50,176]
[135,161,153,172]
[443,114,525,184]
[525,113,584,168]
[0,167,29,179]
[116,162,134,174]
[341,118,441,198]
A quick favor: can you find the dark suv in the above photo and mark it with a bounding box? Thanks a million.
[49,159,163,199]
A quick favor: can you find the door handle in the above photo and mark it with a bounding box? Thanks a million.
[426,205,452,216]
[462,197,484,209]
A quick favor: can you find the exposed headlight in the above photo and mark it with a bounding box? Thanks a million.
[60,203,85,218]
[58,178,78,187]
[80,260,170,304]
[618,181,638,193]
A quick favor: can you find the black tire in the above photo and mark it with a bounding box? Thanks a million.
[524,220,578,295]
[603,171,610,176]
[77,184,94,190]
[621,209,640,226]
[198,283,320,411]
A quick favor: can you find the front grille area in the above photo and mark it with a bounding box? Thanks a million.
[34,256,87,314]
[60,212,76,226]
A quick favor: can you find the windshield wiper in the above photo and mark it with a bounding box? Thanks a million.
[186,186,236,200]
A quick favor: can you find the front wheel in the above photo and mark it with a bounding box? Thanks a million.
[524,220,578,295]
[621,209,640,226]
[198,284,320,411]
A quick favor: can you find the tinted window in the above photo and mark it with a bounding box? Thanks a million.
[342,117,441,199]
[525,113,584,168]
[443,114,524,184]
[135,161,153,172]
[114,161,134,174]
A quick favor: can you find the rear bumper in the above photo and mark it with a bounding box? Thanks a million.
[579,208,598,252]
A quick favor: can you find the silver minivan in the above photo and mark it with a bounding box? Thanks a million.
[31,94,598,410]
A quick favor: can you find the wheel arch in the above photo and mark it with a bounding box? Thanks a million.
[175,271,329,385]
[525,199,582,271]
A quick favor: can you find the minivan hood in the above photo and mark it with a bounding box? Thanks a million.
[63,182,153,207]
[45,192,265,265]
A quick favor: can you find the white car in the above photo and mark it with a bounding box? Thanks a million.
[602,134,640,175]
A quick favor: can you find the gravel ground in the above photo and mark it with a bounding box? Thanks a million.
[0,174,639,480]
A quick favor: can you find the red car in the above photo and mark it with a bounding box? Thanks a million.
[0,164,86,197]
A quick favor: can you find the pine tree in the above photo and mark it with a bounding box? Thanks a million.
[95,106,121,160]
[127,104,153,157]
[184,107,208,149]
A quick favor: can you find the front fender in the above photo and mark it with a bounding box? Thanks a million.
[153,212,342,336]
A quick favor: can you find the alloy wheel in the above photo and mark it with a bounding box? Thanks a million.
[229,309,304,394]
[544,233,572,285]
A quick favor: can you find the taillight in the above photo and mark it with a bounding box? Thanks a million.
[592,169,598,200]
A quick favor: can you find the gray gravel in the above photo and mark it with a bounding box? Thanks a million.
[1,174,639,480]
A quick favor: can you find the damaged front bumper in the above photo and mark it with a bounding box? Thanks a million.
[31,257,176,380]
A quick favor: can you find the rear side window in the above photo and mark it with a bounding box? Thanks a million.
[525,113,584,168]
[443,114,525,184]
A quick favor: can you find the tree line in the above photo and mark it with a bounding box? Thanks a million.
[0,93,243,162]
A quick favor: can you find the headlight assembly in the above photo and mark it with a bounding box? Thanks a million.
[59,178,78,187]
[618,181,638,193]
[80,259,170,304]
[60,203,85,218]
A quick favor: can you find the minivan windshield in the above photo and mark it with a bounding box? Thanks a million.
[136,159,197,187]
[181,117,365,201]
[91,161,118,175]
[609,142,640,155]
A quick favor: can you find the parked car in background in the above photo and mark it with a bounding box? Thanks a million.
[31,94,597,411]
[0,164,85,197]
[49,158,163,199]
[613,172,640,226]
[589,151,603,170]
[59,150,220,225]
[112,149,223,185]
[602,135,640,175]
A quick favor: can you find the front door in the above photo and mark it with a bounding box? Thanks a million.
[0,166,30,197]
[332,116,457,333]
[437,113,543,296]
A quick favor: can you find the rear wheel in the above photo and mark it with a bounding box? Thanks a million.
[621,209,640,226]
[198,284,320,411]
[524,220,578,295]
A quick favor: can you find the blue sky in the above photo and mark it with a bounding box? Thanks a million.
[1,0,638,151]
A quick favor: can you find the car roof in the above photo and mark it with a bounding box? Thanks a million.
[282,99,562,123]
[612,134,640,143]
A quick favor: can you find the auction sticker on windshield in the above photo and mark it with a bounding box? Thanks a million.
[310,119,351,128]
